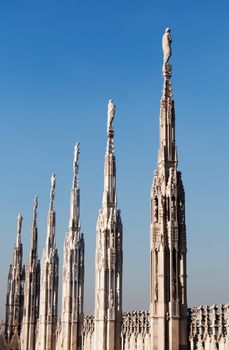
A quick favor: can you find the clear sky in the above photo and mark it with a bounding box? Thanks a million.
[0,0,229,319]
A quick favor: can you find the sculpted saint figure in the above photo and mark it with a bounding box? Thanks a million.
[162,27,172,68]
[17,213,23,234]
[107,99,116,132]
[50,174,56,210]
[74,142,80,164]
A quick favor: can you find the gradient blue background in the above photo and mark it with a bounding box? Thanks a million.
[0,0,229,319]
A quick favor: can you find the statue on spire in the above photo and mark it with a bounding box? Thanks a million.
[74,142,80,164]
[72,142,80,188]
[33,195,38,220]
[162,27,172,72]
[50,174,56,211]
[17,213,23,234]
[107,99,116,134]
[34,195,38,212]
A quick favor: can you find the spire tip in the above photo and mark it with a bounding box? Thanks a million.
[17,213,23,234]
[50,174,56,211]
[107,99,116,136]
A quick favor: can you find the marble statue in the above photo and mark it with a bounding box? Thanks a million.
[162,27,172,69]
[51,174,56,193]
[74,142,80,164]
[107,99,116,132]
[17,213,23,234]
[50,174,56,210]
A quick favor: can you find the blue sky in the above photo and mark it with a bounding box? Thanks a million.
[0,0,229,319]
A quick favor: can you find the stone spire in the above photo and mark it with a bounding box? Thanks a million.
[30,195,39,263]
[101,99,117,210]
[158,27,177,178]
[5,214,25,343]
[58,142,85,350]
[46,174,56,252]
[69,142,80,230]
[150,28,188,350]
[36,176,59,350]
[21,196,40,350]
[94,99,123,350]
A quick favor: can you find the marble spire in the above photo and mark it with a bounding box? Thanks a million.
[58,142,85,350]
[46,174,56,253]
[21,196,40,350]
[102,99,117,209]
[5,214,25,344]
[94,99,123,350]
[69,142,80,230]
[158,28,177,178]
[30,195,38,262]
[36,175,59,350]
[150,28,188,350]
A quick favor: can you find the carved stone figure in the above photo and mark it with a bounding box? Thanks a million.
[107,99,116,132]
[153,197,158,223]
[17,213,23,234]
[74,142,80,164]
[51,174,56,196]
[49,174,56,211]
[162,27,172,69]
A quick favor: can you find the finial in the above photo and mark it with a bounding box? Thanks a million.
[73,142,80,188]
[49,174,56,211]
[17,213,23,234]
[74,142,80,164]
[162,27,172,74]
[33,195,38,222]
[16,213,23,245]
[107,99,116,136]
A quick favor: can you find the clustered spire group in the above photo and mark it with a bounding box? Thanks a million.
[2,29,192,350]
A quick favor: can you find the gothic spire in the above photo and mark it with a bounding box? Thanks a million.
[59,142,85,350]
[102,99,117,209]
[158,28,177,177]
[150,28,188,350]
[29,195,38,263]
[36,174,59,350]
[5,213,25,342]
[46,174,56,253]
[20,196,40,350]
[69,142,80,231]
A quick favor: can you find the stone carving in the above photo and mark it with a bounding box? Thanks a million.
[17,213,23,234]
[72,142,80,188]
[82,315,95,335]
[107,99,116,132]
[121,310,150,336]
[153,197,158,223]
[50,174,56,211]
[189,304,229,347]
[74,142,80,164]
[34,195,38,213]
[162,27,172,71]
[171,197,176,221]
